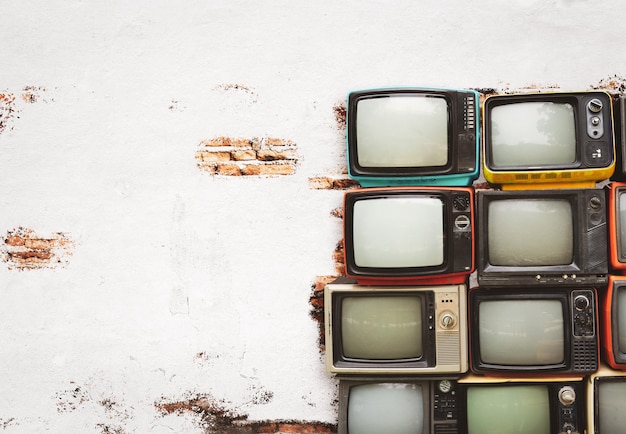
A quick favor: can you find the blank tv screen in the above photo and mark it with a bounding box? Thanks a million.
[467,385,550,434]
[341,296,422,360]
[479,299,564,365]
[490,101,576,167]
[348,383,424,434]
[488,199,573,266]
[598,381,626,434]
[353,197,444,268]
[619,288,626,354]
[356,95,449,168]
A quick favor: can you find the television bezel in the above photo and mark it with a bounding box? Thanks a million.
[343,186,475,286]
[608,182,626,271]
[324,278,468,375]
[482,91,615,189]
[346,87,480,187]
[601,275,626,370]
[469,286,598,376]
[587,364,626,434]
[337,377,459,434]
[610,95,626,181]
[458,376,585,434]
[476,188,608,287]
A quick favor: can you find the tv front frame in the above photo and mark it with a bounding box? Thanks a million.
[337,377,459,434]
[469,287,598,377]
[476,188,608,287]
[324,278,468,375]
[587,364,626,434]
[482,91,615,190]
[344,186,474,286]
[608,182,626,271]
[611,95,626,181]
[458,375,585,434]
[346,87,480,187]
[600,275,626,370]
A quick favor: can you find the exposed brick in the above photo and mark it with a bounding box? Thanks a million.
[201,137,252,148]
[198,151,232,163]
[263,137,293,147]
[2,227,74,270]
[231,149,257,161]
[256,149,298,161]
[242,163,295,176]
[216,163,242,176]
[308,177,334,190]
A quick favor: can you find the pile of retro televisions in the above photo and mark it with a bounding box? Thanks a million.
[324,86,626,433]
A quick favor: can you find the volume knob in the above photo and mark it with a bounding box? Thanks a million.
[588,98,603,113]
[441,312,456,329]
[559,386,576,406]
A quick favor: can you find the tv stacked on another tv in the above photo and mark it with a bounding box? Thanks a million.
[325,87,626,434]
[325,87,480,434]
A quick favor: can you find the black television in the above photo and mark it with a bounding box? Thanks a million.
[343,186,474,286]
[587,364,626,434]
[337,377,459,434]
[469,287,598,376]
[476,188,608,287]
[346,87,480,187]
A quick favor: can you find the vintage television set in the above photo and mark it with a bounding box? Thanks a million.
[346,87,480,187]
[608,182,626,271]
[324,278,468,375]
[587,364,626,434]
[337,377,460,434]
[343,187,474,286]
[458,376,585,434]
[338,376,585,434]
[611,95,626,181]
[600,275,626,370]
[469,287,598,377]
[476,188,608,287]
[482,91,615,189]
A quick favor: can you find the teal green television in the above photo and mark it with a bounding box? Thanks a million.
[346,87,480,187]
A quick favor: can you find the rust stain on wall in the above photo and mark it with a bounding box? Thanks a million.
[2,227,75,270]
[333,102,346,131]
[156,393,336,434]
[196,136,298,176]
[591,74,626,94]
[0,92,17,134]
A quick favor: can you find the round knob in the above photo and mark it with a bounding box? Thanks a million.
[441,312,456,329]
[574,295,590,311]
[559,386,576,406]
[439,379,453,393]
[590,196,602,209]
[588,98,603,113]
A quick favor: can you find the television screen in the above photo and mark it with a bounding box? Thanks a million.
[346,88,479,187]
[488,198,573,266]
[352,195,443,269]
[478,299,564,365]
[596,380,626,434]
[341,295,423,360]
[325,279,468,375]
[345,187,474,286]
[482,91,614,189]
[356,95,448,168]
[477,188,607,287]
[347,383,424,434]
[470,287,598,376]
[467,385,550,434]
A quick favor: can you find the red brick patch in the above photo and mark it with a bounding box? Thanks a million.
[2,227,74,270]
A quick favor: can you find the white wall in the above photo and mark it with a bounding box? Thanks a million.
[0,1,625,432]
